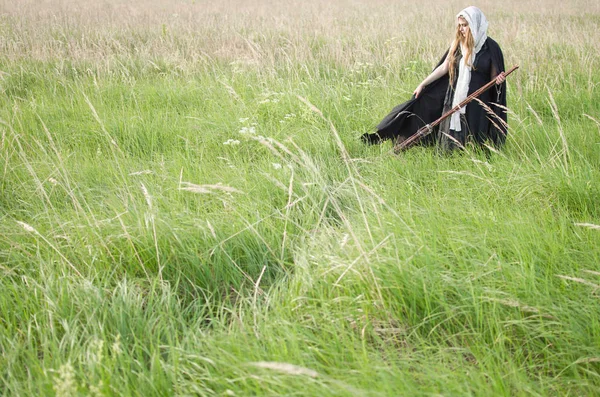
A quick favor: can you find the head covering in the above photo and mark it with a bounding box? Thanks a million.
[457,6,489,54]
[450,6,489,132]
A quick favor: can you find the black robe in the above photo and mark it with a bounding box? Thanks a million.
[362,37,507,149]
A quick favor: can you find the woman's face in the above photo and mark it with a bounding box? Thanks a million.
[457,17,469,38]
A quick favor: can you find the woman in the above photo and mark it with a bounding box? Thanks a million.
[363,6,507,150]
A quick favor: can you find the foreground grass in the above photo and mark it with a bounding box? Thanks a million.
[1,1,600,395]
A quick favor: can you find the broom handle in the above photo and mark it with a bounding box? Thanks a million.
[394,65,519,153]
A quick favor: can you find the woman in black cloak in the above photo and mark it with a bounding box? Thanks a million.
[362,6,507,150]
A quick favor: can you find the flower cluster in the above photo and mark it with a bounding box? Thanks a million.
[257,90,284,105]
[279,113,297,124]
[239,126,256,135]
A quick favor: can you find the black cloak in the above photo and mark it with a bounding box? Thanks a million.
[362,37,507,149]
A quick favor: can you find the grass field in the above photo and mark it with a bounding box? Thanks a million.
[1,0,600,395]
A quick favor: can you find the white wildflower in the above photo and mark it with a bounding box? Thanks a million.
[53,362,77,397]
[239,117,249,123]
[88,338,104,364]
[239,126,256,135]
[112,334,122,356]
[48,177,58,185]
[223,139,241,145]
[272,163,282,170]
[90,382,104,397]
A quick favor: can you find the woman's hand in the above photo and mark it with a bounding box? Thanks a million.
[413,84,424,98]
[495,72,506,85]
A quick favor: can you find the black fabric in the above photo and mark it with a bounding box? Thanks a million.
[439,37,507,148]
[361,51,449,146]
[362,37,507,149]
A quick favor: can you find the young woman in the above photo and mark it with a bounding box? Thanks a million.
[363,6,508,150]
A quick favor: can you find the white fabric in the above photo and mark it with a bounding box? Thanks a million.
[450,6,489,131]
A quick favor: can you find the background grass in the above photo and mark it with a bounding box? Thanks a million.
[1,0,600,395]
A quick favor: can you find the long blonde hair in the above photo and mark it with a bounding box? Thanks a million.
[448,19,475,84]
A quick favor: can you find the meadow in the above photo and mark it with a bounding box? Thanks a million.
[1,0,600,395]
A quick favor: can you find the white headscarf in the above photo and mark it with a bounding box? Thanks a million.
[450,6,489,131]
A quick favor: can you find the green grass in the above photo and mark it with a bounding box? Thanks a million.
[2,8,600,395]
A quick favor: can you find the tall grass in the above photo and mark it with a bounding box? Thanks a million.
[1,0,600,395]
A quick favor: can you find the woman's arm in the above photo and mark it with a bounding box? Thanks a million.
[413,56,450,98]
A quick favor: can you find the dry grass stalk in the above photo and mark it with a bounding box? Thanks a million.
[179,182,243,194]
[574,357,600,364]
[16,221,83,277]
[557,275,600,289]
[574,223,600,230]
[484,297,556,319]
[250,362,319,378]
[2,0,599,72]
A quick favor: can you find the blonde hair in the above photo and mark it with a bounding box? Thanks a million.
[448,18,475,84]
